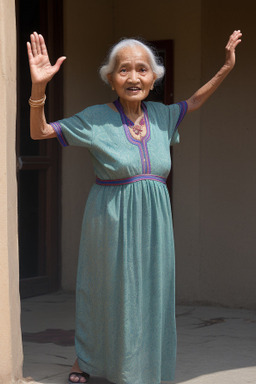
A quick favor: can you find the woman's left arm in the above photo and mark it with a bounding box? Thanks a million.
[186,30,242,113]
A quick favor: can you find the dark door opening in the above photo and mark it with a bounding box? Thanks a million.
[147,40,174,195]
[16,0,63,298]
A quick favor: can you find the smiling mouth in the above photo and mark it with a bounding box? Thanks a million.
[126,87,141,91]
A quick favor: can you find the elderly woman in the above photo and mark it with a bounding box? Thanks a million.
[27,30,241,384]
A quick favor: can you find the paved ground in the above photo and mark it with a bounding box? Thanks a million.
[21,292,256,384]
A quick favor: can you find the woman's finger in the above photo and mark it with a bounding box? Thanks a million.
[27,41,34,62]
[39,34,48,57]
[34,32,42,55]
[52,56,67,74]
[226,30,242,50]
[30,33,38,56]
[232,38,242,50]
[232,31,242,45]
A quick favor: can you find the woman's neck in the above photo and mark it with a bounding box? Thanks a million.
[119,98,143,120]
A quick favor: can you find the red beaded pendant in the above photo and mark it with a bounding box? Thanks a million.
[131,117,145,136]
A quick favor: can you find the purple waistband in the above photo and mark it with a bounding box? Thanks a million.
[95,174,166,186]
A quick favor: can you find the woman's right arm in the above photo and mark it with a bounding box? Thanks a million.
[27,32,66,140]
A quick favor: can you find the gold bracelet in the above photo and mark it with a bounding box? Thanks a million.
[28,95,46,107]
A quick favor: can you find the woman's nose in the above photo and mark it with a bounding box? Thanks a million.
[128,70,139,83]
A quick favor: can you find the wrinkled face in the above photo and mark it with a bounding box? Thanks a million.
[107,45,156,103]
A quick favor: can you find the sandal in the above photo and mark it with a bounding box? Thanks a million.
[68,371,90,383]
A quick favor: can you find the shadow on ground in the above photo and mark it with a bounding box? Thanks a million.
[21,292,256,384]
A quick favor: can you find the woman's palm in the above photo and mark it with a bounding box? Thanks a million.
[27,32,66,84]
[30,53,56,83]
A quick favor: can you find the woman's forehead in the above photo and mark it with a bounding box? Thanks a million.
[115,46,151,65]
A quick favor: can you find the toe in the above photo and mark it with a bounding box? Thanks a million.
[69,374,79,383]
[69,373,88,383]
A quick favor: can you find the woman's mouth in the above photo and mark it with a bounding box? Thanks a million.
[126,87,141,92]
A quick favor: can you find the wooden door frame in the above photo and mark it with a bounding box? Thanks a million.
[16,0,63,297]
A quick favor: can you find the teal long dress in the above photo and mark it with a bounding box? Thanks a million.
[50,100,187,384]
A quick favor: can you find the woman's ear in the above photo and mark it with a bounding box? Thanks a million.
[151,73,157,90]
[107,74,114,90]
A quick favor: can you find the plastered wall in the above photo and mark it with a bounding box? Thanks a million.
[0,0,23,382]
[194,0,256,307]
[61,0,114,289]
[172,0,256,308]
[61,0,256,309]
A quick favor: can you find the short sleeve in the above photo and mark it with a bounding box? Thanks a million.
[169,101,188,145]
[50,109,93,148]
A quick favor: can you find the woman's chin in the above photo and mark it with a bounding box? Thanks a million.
[118,92,148,102]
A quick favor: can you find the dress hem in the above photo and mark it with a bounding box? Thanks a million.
[78,357,175,384]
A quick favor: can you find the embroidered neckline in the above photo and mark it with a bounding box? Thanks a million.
[113,99,150,143]
[113,99,151,174]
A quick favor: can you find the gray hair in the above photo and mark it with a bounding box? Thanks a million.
[99,38,165,85]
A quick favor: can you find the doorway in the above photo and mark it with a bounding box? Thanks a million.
[147,40,174,194]
[16,0,63,298]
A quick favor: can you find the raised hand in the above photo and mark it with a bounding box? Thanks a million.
[27,32,66,85]
[224,30,242,70]
[186,30,243,112]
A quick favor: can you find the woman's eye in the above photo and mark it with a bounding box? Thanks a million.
[120,68,127,73]
[140,68,147,73]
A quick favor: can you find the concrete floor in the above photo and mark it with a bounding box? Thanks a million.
[21,292,256,384]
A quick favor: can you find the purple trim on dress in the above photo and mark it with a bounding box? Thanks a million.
[175,101,188,130]
[50,121,69,147]
[96,174,166,186]
[142,104,151,174]
[113,99,152,174]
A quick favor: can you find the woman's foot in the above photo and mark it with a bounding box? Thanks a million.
[69,359,90,383]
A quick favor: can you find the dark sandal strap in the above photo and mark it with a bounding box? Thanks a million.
[69,371,90,383]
